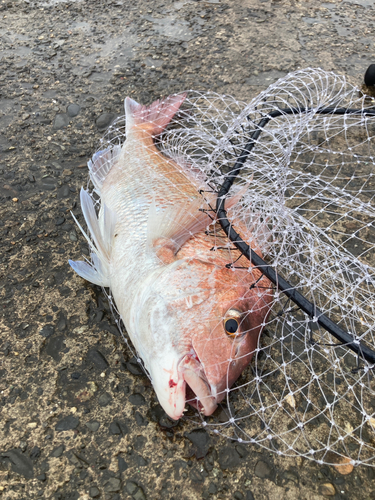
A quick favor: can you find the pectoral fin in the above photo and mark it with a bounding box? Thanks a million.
[146,183,249,265]
[147,197,213,264]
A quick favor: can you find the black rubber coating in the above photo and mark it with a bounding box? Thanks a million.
[364,64,375,87]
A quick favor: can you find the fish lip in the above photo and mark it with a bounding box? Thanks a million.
[178,352,218,416]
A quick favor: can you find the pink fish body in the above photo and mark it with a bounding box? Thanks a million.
[70,94,272,420]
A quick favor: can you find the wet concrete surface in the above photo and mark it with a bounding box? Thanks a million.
[1,0,375,498]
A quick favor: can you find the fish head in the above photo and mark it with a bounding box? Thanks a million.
[179,266,272,416]
[134,259,272,421]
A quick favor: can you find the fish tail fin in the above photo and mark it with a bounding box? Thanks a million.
[125,93,187,135]
[69,188,116,287]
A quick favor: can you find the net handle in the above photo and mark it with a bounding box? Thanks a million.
[216,106,375,365]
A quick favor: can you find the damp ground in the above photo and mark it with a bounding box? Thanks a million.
[1,0,375,499]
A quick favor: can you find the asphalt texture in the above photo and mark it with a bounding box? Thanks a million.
[1,0,375,499]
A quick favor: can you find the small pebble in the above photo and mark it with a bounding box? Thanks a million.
[104,477,121,492]
[85,421,100,432]
[89,486,100,499]
[126,482,138,495]
[98,392,112,406]
[67,103,81,117]
[320,483,336,496]
[55,415,80,431]
[254,460,272,479]
[332,457,354,475]
[51,444,65,458]
[53,113,70,130]
[96,112,115,130]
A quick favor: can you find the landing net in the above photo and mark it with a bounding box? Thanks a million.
[93,68,375,467]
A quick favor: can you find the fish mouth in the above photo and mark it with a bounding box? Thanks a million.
[178,353,218,417]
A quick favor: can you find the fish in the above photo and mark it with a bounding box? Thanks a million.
[69,93,273,420]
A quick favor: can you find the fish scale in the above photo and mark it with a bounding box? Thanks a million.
[101,136,207,317]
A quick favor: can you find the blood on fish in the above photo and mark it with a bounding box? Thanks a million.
[169,379,177,388]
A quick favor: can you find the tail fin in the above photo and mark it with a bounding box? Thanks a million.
[125,93,186,135]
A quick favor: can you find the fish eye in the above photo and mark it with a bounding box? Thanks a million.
[224,317,239,337]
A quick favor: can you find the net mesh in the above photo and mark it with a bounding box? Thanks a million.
[87,68,375,467]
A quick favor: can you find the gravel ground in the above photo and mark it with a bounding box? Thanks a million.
[1,0,375,499]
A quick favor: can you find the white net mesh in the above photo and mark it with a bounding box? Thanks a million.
[82,68,375,467]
